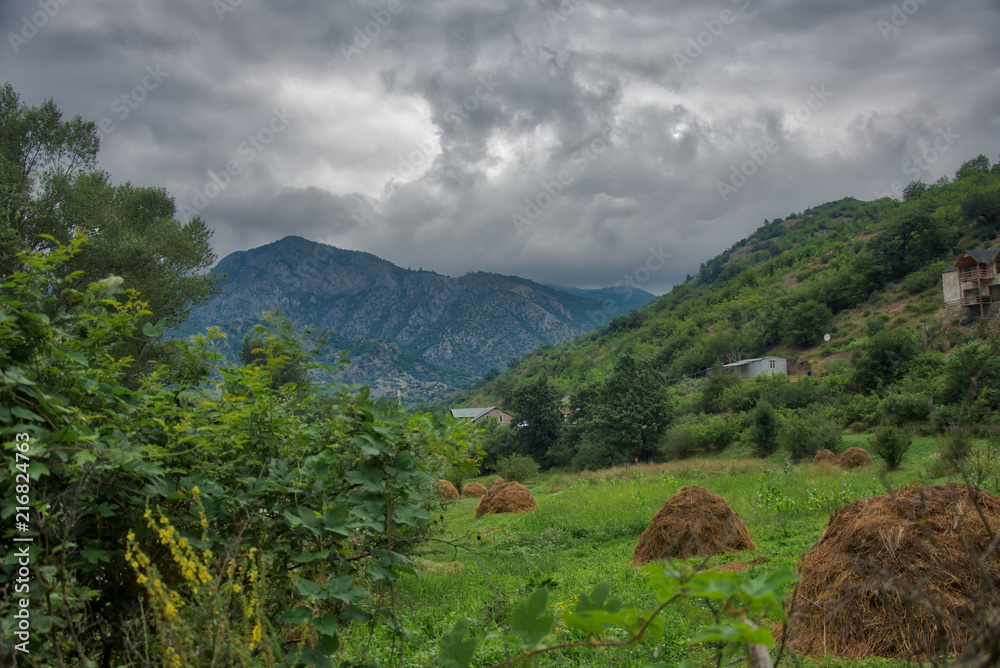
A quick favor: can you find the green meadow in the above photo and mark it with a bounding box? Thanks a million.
[339,435,991,667]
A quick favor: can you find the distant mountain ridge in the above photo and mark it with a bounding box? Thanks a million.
[544,284,657,310]
[184,236,634,403]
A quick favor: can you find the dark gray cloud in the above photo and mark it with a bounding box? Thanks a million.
[4,0,999,294]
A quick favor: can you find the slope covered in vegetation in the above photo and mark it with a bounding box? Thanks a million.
[455,153,1000,471]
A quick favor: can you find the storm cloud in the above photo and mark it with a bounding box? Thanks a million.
[4,0,998,293]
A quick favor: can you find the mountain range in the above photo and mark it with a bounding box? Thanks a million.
[183,236,654,403]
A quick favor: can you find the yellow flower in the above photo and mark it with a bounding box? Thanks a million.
[233,584,242,594]
[192,485,200,495]
[136,574,147,585]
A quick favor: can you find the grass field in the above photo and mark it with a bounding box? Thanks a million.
[339,435,993,667]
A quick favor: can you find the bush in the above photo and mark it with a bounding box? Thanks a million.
[879,392,931,425]
[778,411,842,461]
[571,435,618,471]
[869,424,912,470]
[497,453,541,483]
[659,424,702,461]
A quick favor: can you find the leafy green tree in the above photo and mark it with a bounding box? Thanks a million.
[868,211,948,278]
[903,180,928,201]
[783,299,833,347]
[588,353,673,463]
[956,154,992,178]
[851,327,922,394]
[746,399,780,457]
[961,188,1000,236]
[869,424,912,470]
[777,411,841,461]
[507,375,564,466]
[700,362,738,414]
[0,83,219,371]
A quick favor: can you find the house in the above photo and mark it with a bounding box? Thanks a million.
[941,248,1000,320]
[449,406,514,426]
[722,356,787,379]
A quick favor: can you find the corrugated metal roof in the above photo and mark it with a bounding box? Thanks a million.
[723,358,761,367]
[450,407,495,420]
[943,264,957,273]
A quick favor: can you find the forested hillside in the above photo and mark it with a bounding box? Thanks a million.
[456,154,1000,471]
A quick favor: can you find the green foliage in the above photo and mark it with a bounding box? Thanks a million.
[699,363,738,413]
[496,453,541,483]
[435,565,799,668]
[507,375,564,466]
[869,424,912,470]
[778,411,842,461]
[745,399,780,457]
[0,239,479,666]
[879,391,931,425]
[851,327,922,393]
[0,83,220,376]
[783,299,833,347]
[588,353,673,463]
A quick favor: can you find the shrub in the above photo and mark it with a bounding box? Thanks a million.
[778,411,842,461]
[659,424,702,461]
[497,453,541,483]
[879,392,931,425]
[868,424,912,470]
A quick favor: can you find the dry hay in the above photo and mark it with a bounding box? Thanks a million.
[474,481,536,518]
[714,555,768,573]
[840,446,872,469]
[788,484,1000,660]
[434,479,459,500]
[813,449,839,466]
[490,477,506,488]
[462,482,488,498]
[631,485,756,565]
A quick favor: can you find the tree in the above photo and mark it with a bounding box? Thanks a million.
[0,83,219,370]
[851,327,922,394]
[955,154,991,179]
[782,300,833,347]
[507,375,564,466]
[961,188,1000,237]
[746,399,780,457]
[903,180,928,201]
[588,353,673,463]
[700,362,738,414]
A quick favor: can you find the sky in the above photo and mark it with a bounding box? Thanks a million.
[3,0,999,295]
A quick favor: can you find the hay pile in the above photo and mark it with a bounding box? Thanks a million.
[813,449,839,465]
[474,482,536,518]
[490,477,506,488]
[840,446,872,469]
[788,484,1000,660]
[462,482,488,498]
[631,485,756,565]
[434,479,459,500]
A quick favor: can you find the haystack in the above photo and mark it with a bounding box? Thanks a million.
[462,482,488,498]
[631,485,756,565]
[788,484,1000,660]
[490,477,506,488]
[434,479,459,500]
[840,446,872,469]
[474,482,536,518]
[812,449,839,466]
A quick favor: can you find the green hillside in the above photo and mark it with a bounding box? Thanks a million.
[454,153,1000,470]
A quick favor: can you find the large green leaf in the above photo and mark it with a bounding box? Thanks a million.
[437,618,477,668]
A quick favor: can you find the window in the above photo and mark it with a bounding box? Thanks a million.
[770,360,776,369]
[498,414,505,423]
